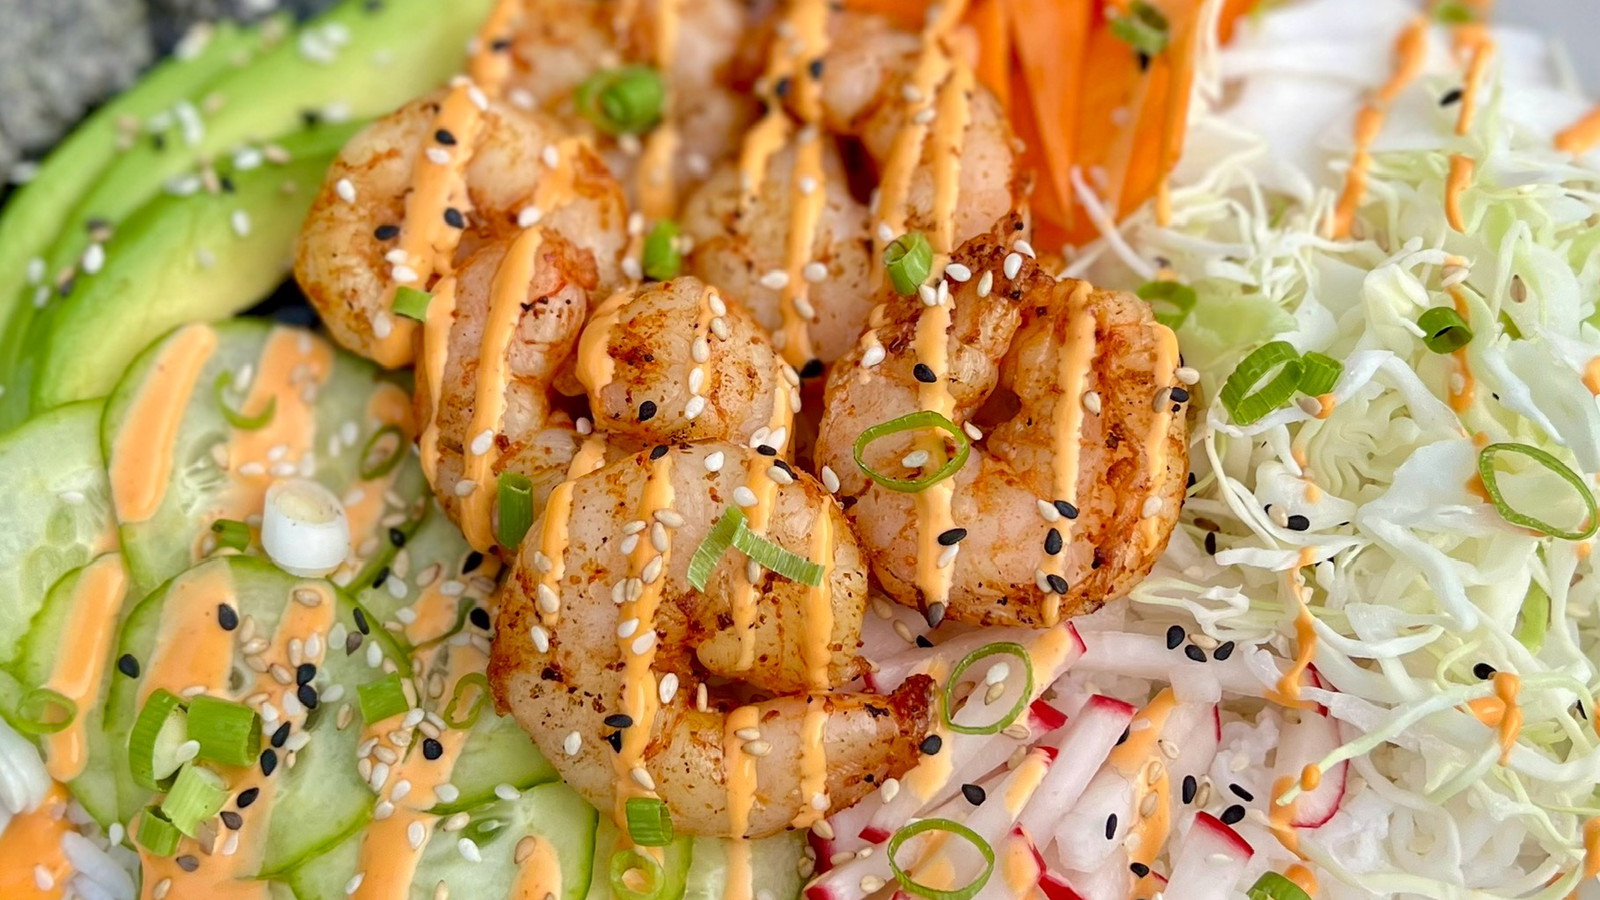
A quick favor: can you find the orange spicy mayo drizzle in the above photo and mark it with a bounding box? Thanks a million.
[1582,818,1600,881]
[791,510,836,829]
[636,0,685,221]
[722,704,762,899]
[727,381,797,671]
[1269,547,1319,709]
[1108,690,1179,883]
[1445,154,1475,233]
[419,276,461,485]
[1557,105,1600,156]
[1447,286,1476,412]
[110,323,218,524]
[912,285,959,613]
[1042,284,1097,624]
[339,380,417,555]
[1138,324,1182,551]
[613,454,676,824]
[1330,14,1429,238]
[218,329,335,530]
[530,435,609,629]
[0,785,74,900]
[509,835,564,900]
[40,554,129,780]
[1466,672,1524,764]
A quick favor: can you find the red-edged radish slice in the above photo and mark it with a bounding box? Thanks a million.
[1163,812,1254,899]
[1273,706,1348,828]
[1015,695,1135,843]
[1074,629,1265,696]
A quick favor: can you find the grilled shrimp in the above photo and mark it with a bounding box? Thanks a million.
[489,441,935,837]
[294,88,629,367]
[815,219,1190,628]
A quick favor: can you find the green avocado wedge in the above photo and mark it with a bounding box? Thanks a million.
[29,123,358,414]
[0,0,495,429]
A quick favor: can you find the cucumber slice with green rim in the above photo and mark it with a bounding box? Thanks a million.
[0,399,114,665]
[348,499,493,648]
[286,782,598,900]
[682,834,806,900]
[100,319,428,595]
[104,556,407,873]
[587,816,694,900]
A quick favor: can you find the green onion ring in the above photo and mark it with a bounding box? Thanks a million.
[214,370,276,430]
[942,642,1034,735]
[443,672,490,730]
[1220,341,1305,426]
[496,471,535,550]
[1418,307,1474,354]
[1477,442,1598,541]
[731,522,824,587]
[610,849,667,900]
[15,687,76,735]
[887,818,996,900]
[853,411,971,493]
[1248,872,1313,900]
[625,796,675,847]
[393,286,432,322]
[1135,280,1196,331]
[358,424,406,481]
[1296,352,1343,397]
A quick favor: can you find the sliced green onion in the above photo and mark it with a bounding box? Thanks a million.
[1433,0,1477,25]
[1477,443,1598,541]
[186,695,261,767]
[576,66,665,135]
[688,507,745,591]
[1109,0,1171,59]
[884,232,933,296]
[1248,872,1313,900]
[210,518,251,551]
[610,849,667,900]
[942,643,1034,735]
[358,424,406,480]
[394,286,433,322]
[732,522,824,587]
[358,673,411,724]
[1135,280,1196,330]
[625,796,675,847]
[1220,341,1305,426]
[887,818,995,900]
[1516,581,1550,653]
[14,687,76,736]
[1418,307,1474,354]
[642,220,682,282]
[496,471,535,550]
[161,764,230,837]
[853,411,972,493]
[443,673,489,730]
[129,689,189,791]
[214,370,276,430]
[137,808,183,857]
[1297,352,1343,397]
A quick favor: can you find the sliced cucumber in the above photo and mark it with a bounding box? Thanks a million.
[99,319,428,595]
[347,499,489,648]
[104,556,407,873]
[683,834,806,900]
[0,399,114,664]
[587,816,694,900]
[288,782,599,900]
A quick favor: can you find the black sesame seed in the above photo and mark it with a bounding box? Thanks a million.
[961,783,987,806]
[1578,700,1589,719]
[1169,387,1190,403]
[470,607,492,630]
[423,738,444,760]
[1183,645,1207,663]
[1286,514,1311,532]
[260,748,279,777]
[389,527,406,547]
[176,855,200,873]
[463,551,484,574]
[604,714,635,729]
[650,444,669,460]
[1474,662,1497,680]
[808,58,824,79]
[371,567,389,589]
[117,654,141,678]
[1116,726,1130,746]
[1046,574,1069,595]
[1213,641,1236,661]
[295,663,316,685]
[1129,862,1150,878]
[1137,50,1152,72]
[491,37,512,51]
[914,635,934,648]
[217,603,239,631]
[1054,500,1079,519]
[219,176,235,193]
[937,527,967,546]
[774,76,792,97]
[920,734,943,755]
[639,400,658,421]
[1187,471,1197,489]
[1044,528,1062,555]
[757,444,778,457]
[435,128,457,145]
[297,684,319,709]
[374,224,400,240]
[300,109,320,128]
[220,810,243,830]
[913,363,937,384]
[271,723,290,748]
[1166,625,1185,649]
[1182,774,1198,804]
[237,787,260,808]
[925,602,946,628]
[1229,783,1255,802]
[774,459,795,478]
[1104,813,1118,840]
[353,608,370,635]
[1220,804,1246,825]
[1204,532,1218,555]
[345,632,364,655]
[444,207,465,229]
[801,358,825,379]
[605,731,623,752]
[1440,87,1464,106]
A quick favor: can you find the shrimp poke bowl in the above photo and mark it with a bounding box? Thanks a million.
[1,0,1599,898]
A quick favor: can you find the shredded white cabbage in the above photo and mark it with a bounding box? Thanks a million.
[1064,1,1600,897]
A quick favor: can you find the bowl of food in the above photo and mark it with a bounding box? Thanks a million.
[0,1,1597,899]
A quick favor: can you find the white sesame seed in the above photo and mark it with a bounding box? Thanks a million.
[434,783,459,804]
[564,731,582,756]
[426,148,451,165]
[794,296,817,320]
[1142,497,1163,518]
[542,145,560,168]
[618,618,640,639]
[743,740,772,756]
[659,673,679,704]
[820,466,841,493]
[655,509,686,528]
[1082,390,1103,415]
[977,270,994,297]
[517,206,543,228]
[467,429,494,456]
[651,522,670,552]
[632,767,656,790]
[733,486,758,507]
[1037,499,1061,522]
[937,544,959,568]
[576,416,594,435]
[705,451,725,472]
[861,345,886,368]
[454,479,477,497]
[1004,253,1023,280]
[1175,366,1200,385]
[81,243,105,275]
[912,107,936,125]
[902,450,930,468]
[685,395,707,420]
[768,465,794,485]
[691,336,711,363]
[1034,569,1054,592]
[335,178,356,203]
[859,876,885,893]
[918,284,938,306]
[529,625,550,653]
[231,209,252,238]
[622,520,647,536]
[495,783,521,801]
[1015,240,1037,259]
[391,264,418,284]
[710,317,731,340]
[963,422,983,441]
[760,270,790,290]
[537,584,560,614]
[632,632,657,655]
[35,865,54,891]
[458,838,482,863]
[641,556,664,584]
[175,740,201,763]
[802,261,829,283]
[408,821,426,850]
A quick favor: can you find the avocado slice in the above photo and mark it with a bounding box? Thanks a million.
[0,0,494,429]
[0,21,271,364]
[27,123,361,413]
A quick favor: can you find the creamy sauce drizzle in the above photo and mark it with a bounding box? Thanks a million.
[722,705,761,899]
[0,785,74,900]
[110,324,218,524]
[1269,547,1319,709]
[613,454,676,828]
[41,554,128,780]
[1557,105,1600,156]
[1042,283,1097,623]
[1108,690,1178,890]
[1447,287,1476,413]
[1330,14,1428,238]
